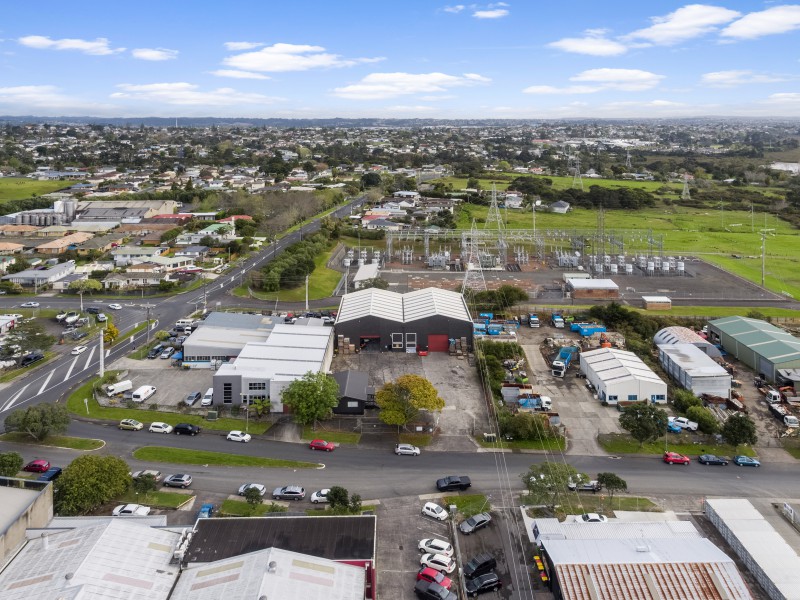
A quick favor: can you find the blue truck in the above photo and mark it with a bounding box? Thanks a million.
[552,346,579,377]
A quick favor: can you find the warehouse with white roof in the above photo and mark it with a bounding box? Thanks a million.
[580,347,667,405]
[658,343,732,398]
[334,287,473,353]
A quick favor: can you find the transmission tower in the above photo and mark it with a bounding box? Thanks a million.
[625,149,632,171]
[571,153,584,191]
[681,173,691,200]
[484,183,507,265]
[462,219,487,293]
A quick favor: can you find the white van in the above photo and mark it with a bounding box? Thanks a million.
[106,380,133,396]
[175,319,194,328]
[132,385,157,403]
[201,387,214,407]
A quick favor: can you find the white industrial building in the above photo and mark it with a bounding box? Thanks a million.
[658,343,732,398]
[580,348,667,405]
[212,322,334,412]
[352,262,380,290]
[654,325,721,358]
[182,312,281,368]
[705,498,800,600]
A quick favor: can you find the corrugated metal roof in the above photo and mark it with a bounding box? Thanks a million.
[403,288,472,323]
[533,518,702,541]
[710,316,800,363]
[546,538,752,600]
[336,288,404,323]
[567,278,619,290]
[654,326,706,346]
[581,349,666,385]
[658,344,731,378]
[336,287,472,324]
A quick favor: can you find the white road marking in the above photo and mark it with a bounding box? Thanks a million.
[3,384,30,412]
[83,346,96,370]
[64,356,80,381]
[37,369,55,395]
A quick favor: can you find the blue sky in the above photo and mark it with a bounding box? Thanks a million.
[1,1,799,118]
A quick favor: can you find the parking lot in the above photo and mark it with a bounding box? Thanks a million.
[375,493,539,600]
[103,355,214,408]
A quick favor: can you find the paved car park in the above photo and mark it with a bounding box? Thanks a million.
[103,357,214,409]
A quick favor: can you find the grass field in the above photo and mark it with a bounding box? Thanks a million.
[132,446,319,468]
[398,432,433,447]
[117,489,190,509]
[301,426,361,445]
[0,178,69,202]
[443,494,490,518]
[220,499,287,516]
[598,433,757,457]
[0,432,104,450]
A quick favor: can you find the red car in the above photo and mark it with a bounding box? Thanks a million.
[417,566,453,590]
[663,451,690,465]
[309,439,335,452]
[23,460,51,473]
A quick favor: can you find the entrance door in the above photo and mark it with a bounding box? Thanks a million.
[391,333,404,350]
[405,332,417,352]
[428,334,450,352]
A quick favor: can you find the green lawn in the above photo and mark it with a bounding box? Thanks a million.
[234,247,342,301]
[220,498,288,516]
[474,436,567,451]
[302,426,361,445]
[526,495,660,520]
[117,489,191,509]
[65,377,271,434]
[598,433,757,457]
[0,432,104,450]
[0,178,69,202]
[780,439,800,459]
[398,433,433,447]
[132,446,319,469]
[443,494,490,518]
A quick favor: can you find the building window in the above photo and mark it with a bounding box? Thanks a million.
[608,395,618,402]
[652,394,666,402]
[249,382,266,391]
[223,383,232,403]
[627,394,638,401]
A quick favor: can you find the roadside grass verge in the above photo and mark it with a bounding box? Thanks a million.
[0,432,103,451]
[117,489,190,509]
[525,495,660,521]
[302,426,361,445]
[65,377,271,434]
[598,433,757,457]
[443,494,490,518]
[132,446,319,469]
[219,499,287,516]
[474,436,567,451]
[234,247,342,301]
[0,351,57,384]
[115,320,150,345]
[780,439,800,460]
[398,433,433,447]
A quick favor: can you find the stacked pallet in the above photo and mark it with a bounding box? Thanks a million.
[338,335,355,355]
[449,336,470,358]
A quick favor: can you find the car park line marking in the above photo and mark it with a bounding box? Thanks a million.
[64,356,80,381]
[2,384,30,412]
[37,368,55,395]
[83,346,96,370]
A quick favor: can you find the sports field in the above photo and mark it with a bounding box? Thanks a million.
[0,177,68,202]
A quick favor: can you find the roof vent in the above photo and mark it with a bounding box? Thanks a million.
[267,561,277,574]
[635,545,650,553]
[65,572,74,580]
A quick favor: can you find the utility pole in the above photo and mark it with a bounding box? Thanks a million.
[146,305,152,344]
[305,275,309,312]
[99,326,105,378]
[759,227,775,287]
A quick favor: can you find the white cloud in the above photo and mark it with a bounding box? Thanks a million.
[17,35,124,55]
[548,35,628,56]
[132,48,178,61]
[701,70,787,87]
[333,72,490,100]
[224,43,383,72]
[721,6,800,39]
[765,92,800,103]
[443,5,465,13]
[111,82,279,106]
[224,41,264,51]
[570,68,664,91]
[625,4,740,45]
[522,85,601,95]
[210,69,270,80]
[0,84,115,114]
[473,9,509,19]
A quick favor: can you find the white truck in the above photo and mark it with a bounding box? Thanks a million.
[668,416,698,432]
[106,380,133,396]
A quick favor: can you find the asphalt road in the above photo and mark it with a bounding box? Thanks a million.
[0,195,367,419]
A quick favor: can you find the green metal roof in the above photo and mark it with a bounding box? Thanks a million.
[710,316,800,364]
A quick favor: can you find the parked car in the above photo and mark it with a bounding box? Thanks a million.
[160,347,175,359]
[309,439,335,452]
[23,460,50,473]
[197,503,214,519]
[419,553,456,574]
[395,443,421,456]
[733,455,761,467]
[577,513,608,523]
[86,307,101,315]
[436,475,471,492]
[568,478,602,493]
[465,572,502,597]
[227,430,251,443]
[108,303,122,310]
[417,567,453,590]
[149,422,174,434]
[174,423,201,436]
[20,352,44,366]
[96,313,107,322]
[131,469,162,482]
[310,489,330,504]
[185,391,202,406]
[414,580,457,600]
[463,553,497,579]
[163,474,193,488]
[459,512,492,535]
[37,467,62,482]
[272,485,305,501]
[21,302,40,308]
[422,502,449,521]
[71,345,88,355]
[418,538,453,557]
[113,504,151,516]
[71,331,88,341]
[668,416,699,432]
[146,344,164,359]
[238,483,267,497]
[663,451,691,465]
[667,421,683,434]
[119,418,143,431]
[698,454,729,465]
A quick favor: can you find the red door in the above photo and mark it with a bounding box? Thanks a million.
[428,335,449,352]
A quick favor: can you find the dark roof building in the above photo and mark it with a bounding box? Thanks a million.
[333,370,370,415]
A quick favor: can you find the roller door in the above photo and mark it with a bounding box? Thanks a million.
[428,335,450,352]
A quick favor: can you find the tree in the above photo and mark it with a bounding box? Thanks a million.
[356,277,389,290]
[672,389,702,413]
[132,473,158,496]
[68,278,102,295]
[4,403,70,441]
[55,455,131,515]
[686,405,719,434]
[597,472,628,500]
[376,374,445,430]
[361,172,382,188]
[722,413,758,449]
[522,462,579,509]
[0,451,24,477]
[281,371,340,426]
[244,486,263,508]
[6,256,30,274]
[0,320,56,364]
[103,322,119,345]
[619,403,668,447]
[327,486,350,511]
